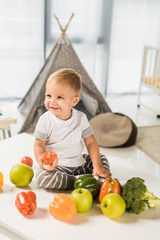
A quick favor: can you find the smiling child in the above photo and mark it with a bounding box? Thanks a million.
[34,68,112,189]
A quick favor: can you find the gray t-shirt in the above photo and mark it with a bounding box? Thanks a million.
[34,108,93,167]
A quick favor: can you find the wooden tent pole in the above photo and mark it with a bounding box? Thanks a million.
[54,14,63,32]
[54,13,74,41]
[64,13,74,33]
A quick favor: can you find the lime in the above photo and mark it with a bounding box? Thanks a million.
[10,164,34,187]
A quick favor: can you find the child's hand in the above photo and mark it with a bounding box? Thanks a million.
[39,155,58,171]
[93,166,112,179]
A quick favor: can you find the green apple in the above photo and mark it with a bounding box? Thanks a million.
[101,193,126,218]
[10,163,34,187]
[70,188,93,213]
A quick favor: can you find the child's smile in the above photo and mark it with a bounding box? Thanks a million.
[45,81,80,120]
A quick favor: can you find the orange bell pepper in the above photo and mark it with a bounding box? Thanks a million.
[49,193,77,221]
[15,191,37,216]
[0,172,3,189]
[99,178,121,202]
[42,152,57,165]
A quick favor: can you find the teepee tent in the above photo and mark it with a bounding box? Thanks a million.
[18,14,111,134]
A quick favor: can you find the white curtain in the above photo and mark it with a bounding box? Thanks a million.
[0,0,107,98]
[0,0,44,98]
[1,0,160,98]
[45,0,106,92]
[107,0,160,94]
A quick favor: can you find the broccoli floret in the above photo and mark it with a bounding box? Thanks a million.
[122,177,160,214]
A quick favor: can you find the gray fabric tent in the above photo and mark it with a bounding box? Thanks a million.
[18,14,111,134]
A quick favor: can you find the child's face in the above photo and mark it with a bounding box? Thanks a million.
[45,81,80,120]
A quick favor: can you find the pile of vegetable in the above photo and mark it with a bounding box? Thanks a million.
[74,174,160,217]
[1,158,160,221]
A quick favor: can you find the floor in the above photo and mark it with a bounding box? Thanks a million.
[107,92,160,127]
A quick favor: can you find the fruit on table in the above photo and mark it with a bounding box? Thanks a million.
[49,193,77,221]
[74,174,99,198]
[41,152,57,165]
[21,156,33,167]
[10,164,34,187]
[0,172,3,189]
[101,193,126,218]
[15,191,37,216]
[71,188,93,213]
[99,178,122,202]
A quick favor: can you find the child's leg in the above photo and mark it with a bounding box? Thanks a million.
[36,166,76,190]
[73,153,110,175]
[99,154,110,172]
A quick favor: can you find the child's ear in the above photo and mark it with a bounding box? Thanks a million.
[72,96,80,106]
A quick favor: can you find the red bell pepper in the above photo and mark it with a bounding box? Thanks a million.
[41,152,57,165]
[99,178,121,202]
[15,191,37,216]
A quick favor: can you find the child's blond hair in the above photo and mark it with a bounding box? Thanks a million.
[47,68,82,95]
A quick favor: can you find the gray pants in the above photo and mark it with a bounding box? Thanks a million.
[36,154,110,190]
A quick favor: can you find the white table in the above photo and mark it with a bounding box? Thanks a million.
[0,133,160,240]
[0,104,17,139]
